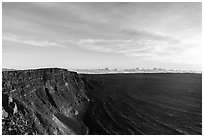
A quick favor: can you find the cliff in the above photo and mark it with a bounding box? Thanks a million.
[2,68,89,135]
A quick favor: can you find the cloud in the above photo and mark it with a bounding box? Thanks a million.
[63,30,180,55]
[2,3,202,69]
[64,36,201,65]
[3,34,64,47]
[65,38,167,56]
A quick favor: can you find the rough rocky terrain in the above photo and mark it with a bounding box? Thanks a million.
[2,68,89,135]
[2,68,202,135]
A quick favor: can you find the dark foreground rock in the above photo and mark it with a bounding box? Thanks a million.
[2,68,89,135]
[80,73,202,135]
[2,69,202,135]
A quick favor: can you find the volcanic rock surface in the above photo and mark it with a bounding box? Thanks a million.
[81,73,202,135]
[2,68,202,135]
[2,68,89,135]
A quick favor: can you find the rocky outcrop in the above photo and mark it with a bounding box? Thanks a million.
[2,68,89,135]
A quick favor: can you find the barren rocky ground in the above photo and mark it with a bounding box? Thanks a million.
[2,69,202,135]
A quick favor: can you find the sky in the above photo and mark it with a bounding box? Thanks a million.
[2,2,202,70]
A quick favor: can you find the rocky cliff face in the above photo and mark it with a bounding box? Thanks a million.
[2,68,89,135]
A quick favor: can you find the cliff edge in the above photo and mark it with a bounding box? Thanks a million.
[2,68,89,135]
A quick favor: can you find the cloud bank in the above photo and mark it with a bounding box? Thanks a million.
[2,2,202,69]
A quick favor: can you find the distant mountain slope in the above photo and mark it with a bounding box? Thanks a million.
[2,68,17,71]
[73,68,201,74]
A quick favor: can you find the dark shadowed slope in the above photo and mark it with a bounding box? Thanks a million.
[81,73,202,135]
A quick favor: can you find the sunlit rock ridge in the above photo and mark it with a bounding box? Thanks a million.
[2,68,89,135]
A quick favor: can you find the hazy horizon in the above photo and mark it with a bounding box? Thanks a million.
[2,2,202,71]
